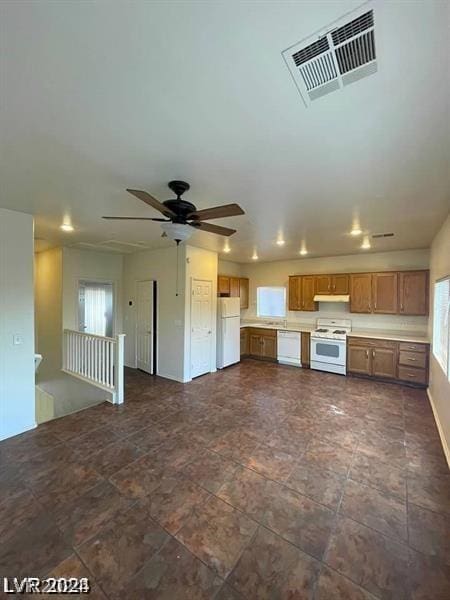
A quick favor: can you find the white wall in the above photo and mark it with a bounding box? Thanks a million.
[218,259,242,277]
[0,208,35,440]
[184,245,218,382]
[122,246,186,382]
[428,213,450,463]
[240,249,430,332]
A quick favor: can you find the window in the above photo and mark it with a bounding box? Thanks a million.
[257,286,286,318]
[432,276,450,380]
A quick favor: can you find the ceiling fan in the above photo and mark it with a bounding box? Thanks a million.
[103,180,245,244]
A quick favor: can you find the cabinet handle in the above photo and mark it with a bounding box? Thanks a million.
[407,357,417,361]
[374,302,377,310]
[365,350,369,358]
[400,303,404,311]
[372,350,375,358]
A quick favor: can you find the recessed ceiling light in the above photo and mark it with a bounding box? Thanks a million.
[223,243,231,253]
[350,228,362,236]
[252,251,258,260]
[361,236,371,249]
[276,239,285,246]
[299,248,308,256]
[60,223,74,232]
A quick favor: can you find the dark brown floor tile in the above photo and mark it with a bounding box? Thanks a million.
[264,428,308,456]
[408,503,450,565]
[42,554,107,599]
[406,446,450,476]
[217,465,276,521]
[65,426,120,455]
[54,480,134,546]
[109,453,175,500]
[117,537,222,599]
[86,438,145,478]
[30,461,105,511]
[262,482,335,560]
[208,428,261,463]
[182,449,238,493]
[244,444,296,483]
[357,436,406,470]
[126,425,170,453]
[175,495,257,578]
[409,549,450,600]
[78,504,168,596]
[145,475,210,534]
[340,479,407,541]
[228,525,320,599]
[0,428,63,464]
[350,452,406,500]
[0,516,72,579]
[214,584,244,600]
[301,439,354,476]
[0,486,47,542]
[407,472,450,516]
[325,515,409,599]
[316,566,378,600]
[286,464,345,510]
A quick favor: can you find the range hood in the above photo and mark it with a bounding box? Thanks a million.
[314,294,350,303]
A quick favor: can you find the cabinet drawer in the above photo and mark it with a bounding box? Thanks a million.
[398,342,427,354]
[249,327,276,337]
[348,337,397,350]
[399,350,427,369]
[398,366,427,385]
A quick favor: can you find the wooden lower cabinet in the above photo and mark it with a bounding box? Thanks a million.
[347,337,428,385]
[301,332,310,368]
[240,328,249,356]
[246,328,277,360]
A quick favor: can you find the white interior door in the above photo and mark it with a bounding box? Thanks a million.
[191,279,213,378]
[136,280,154,374]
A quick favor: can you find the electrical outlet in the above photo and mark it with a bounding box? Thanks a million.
[13,334,23,345]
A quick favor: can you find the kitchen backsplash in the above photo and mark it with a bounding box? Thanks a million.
[241,301,428,332]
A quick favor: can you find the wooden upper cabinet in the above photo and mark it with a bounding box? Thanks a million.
[315,275,332,295]
[301,276,317,311]
[218,276,230,296]
[372,272,398,314]
[230,277,240,298]
[332,274,349,294]
[239,277,249,309]
[399,271,429,316]
[288,276,302,311]
[350,274,372,313]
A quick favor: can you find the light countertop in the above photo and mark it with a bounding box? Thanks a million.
[240,321,429,344]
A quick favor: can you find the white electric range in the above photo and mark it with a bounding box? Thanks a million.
[310,318,352,375]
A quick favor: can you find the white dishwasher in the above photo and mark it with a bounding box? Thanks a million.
[277,330,302,367]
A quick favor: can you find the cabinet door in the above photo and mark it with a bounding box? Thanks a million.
[240,329,249,356]
[315,275,332,294]
[288,276,302,310]
[332,274,349,295]
[230,277,240,298]
[239,278,249,309]
[372,272,398,314]
[301,332,310,367]
[249,334,262,357]
[399,271,429,316]
[347,345,371,375]
[350,274,372,313]
[371,347,397,379]
[218,276,230,296]
[301,276,317,311]
[262,335,277,359]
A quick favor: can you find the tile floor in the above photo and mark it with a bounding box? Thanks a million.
[1,359,449,599]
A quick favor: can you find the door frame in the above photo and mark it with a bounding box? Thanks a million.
[77,278,116,336]
[190,277,214,380]
[135,279,158,375]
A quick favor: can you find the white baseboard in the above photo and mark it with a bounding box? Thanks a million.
[427,387,450,469]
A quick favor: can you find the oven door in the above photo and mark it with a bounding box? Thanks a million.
[310,337,346,366]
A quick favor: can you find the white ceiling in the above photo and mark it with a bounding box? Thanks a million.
[1,0,449,262]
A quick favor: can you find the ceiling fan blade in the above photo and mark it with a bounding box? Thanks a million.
[189,221,236,236]
[102,216,169,221]
[187,203,245,221]
[126,189,176,218]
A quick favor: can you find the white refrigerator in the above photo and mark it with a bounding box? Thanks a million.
[217,297,241,369]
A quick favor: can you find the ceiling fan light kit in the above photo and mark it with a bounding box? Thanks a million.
[103,180,245,245]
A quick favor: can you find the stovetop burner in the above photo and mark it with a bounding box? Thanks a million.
[333,329,347,334]
[315,328,329,333]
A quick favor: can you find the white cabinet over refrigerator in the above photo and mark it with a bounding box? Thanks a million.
[217,297,240,369]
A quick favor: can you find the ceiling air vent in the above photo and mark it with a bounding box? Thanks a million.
[372,232,394,238]
[282,2,377,106]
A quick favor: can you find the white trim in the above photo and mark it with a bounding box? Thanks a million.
[427,387,450,469]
